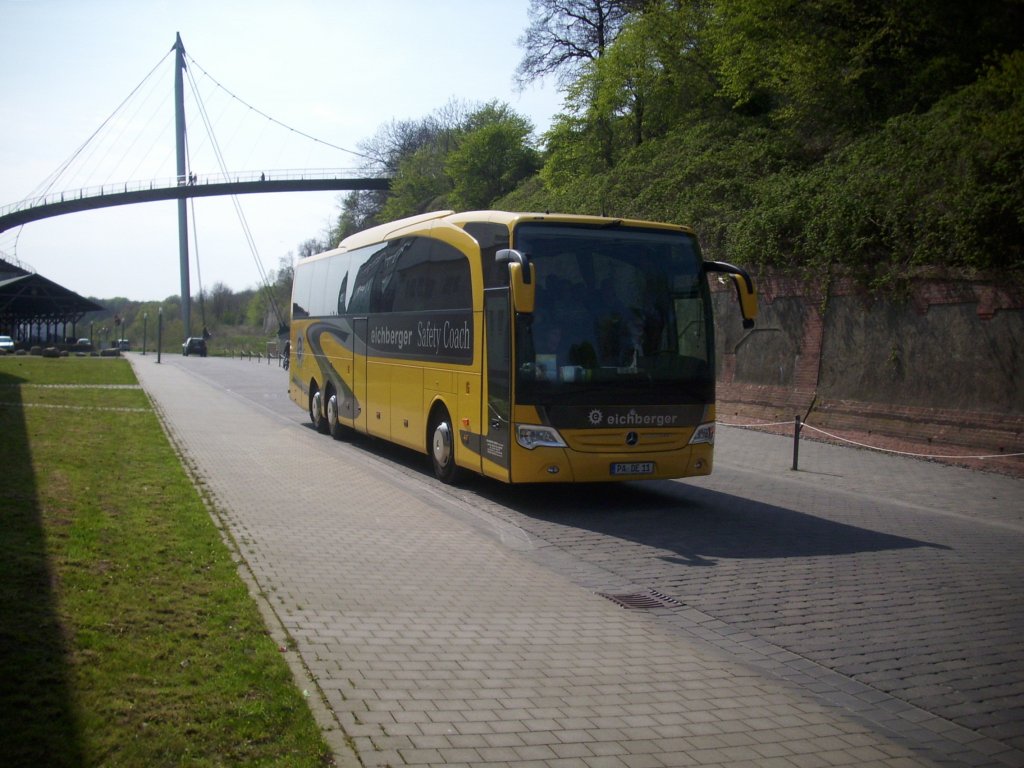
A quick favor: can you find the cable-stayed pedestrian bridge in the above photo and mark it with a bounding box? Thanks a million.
[0,169,389,233]
[1,33,392,337]
[0,171,389,234]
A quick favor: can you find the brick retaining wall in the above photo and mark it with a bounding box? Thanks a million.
[712,272,1024,467]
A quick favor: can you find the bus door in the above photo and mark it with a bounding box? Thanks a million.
[481,288,512,481]
[353,316,368,433]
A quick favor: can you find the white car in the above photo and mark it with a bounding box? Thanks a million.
[0,335,15,352]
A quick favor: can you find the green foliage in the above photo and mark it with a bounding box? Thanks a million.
[370,100,542,221]
[380,143,453,220]
[209,281,252,326]
[706,0,1024,140]
[540,111,612,194]
[333,188,387,242]
[446,104,539,210]
[726,51,1024,286]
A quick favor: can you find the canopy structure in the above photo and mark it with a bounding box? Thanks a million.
[0,259,104,345]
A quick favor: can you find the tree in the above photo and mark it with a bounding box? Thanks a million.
[380,143,454,220]
[209,282,234,324]
[446,103,539,210]
[515,0,637,87]
[341,101,475,225]
[295,239,323,261]
[333,189,387,242]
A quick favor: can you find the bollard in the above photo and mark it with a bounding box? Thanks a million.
[792,415,802,470]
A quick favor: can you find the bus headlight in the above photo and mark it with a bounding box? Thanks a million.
[515,424,567,450]
[688,422,715,445]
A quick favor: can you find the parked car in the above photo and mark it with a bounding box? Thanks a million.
[182,337,207,357]
[0,335,14,353]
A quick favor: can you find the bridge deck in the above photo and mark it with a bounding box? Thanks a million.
[0,172,390,233]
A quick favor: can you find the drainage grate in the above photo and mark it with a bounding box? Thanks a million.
[597,589,682,610]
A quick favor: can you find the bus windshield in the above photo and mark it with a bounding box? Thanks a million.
[513,223,714,407]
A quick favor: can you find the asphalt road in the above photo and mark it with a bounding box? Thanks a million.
[141,354,1024,766]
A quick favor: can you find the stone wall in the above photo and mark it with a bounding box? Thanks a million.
[711,273,1024,456]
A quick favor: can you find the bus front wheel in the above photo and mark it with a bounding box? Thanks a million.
[309,385,329,434]
[430,409,463,485]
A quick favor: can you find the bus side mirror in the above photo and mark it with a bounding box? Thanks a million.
[497,249,536,313]
[704,261,758,329]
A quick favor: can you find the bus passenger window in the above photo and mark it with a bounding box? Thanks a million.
[464,222,510,289]
[336,274,348,315]
[391,239,471,312]
[291,259,314,318]
[348,242,388,314]
[308,258,331,316]
[326,253,349,316]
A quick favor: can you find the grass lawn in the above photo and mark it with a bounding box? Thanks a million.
[0,355,332,766]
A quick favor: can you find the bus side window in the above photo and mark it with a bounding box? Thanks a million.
[391,238,433,312]
[391,239,471,312]
[308,258,331,316]
[337,274,348,315]
[292,259,314,318]
[347,243,388,314]
[430,241,472,310]
[463,222,510,290]
[326,253,349,316]
[374,240,410,314]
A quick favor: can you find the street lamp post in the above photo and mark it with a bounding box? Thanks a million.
[157,308,163,364]
[143,313,148,355]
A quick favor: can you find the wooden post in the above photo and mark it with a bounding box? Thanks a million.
[792,415,802,471]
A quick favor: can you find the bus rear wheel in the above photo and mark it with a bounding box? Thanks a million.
[430,409,463,485]
[309,385,329,434]
[326,388,346,440]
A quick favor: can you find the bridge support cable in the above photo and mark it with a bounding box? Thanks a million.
[2,46,175,266]
[183,42,286,334]
[26,48,174,204]
[188,196,209,337]
[183,53,376,164]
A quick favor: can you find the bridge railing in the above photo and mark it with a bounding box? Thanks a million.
[0,168,381,217]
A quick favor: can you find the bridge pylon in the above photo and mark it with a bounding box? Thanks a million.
[175,32,191,342]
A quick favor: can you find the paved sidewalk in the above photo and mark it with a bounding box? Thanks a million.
[131,357,1021,767]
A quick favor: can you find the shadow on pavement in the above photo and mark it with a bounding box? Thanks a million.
[479,479,949,566]
[309,420,948,566]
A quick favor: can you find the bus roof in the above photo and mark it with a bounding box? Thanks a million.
[333,210,695,254]
[446,210,694,235]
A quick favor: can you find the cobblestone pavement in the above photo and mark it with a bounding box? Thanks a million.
[460,432,1024,765]
[132,356,1024,767]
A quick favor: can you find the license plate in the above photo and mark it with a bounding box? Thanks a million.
[610,461,655,476]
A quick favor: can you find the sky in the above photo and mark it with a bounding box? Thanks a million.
[0,0,565,302]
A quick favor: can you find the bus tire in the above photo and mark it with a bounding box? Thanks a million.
[326,387,346,440]
[429,408,463,485]
[309,384,329,434]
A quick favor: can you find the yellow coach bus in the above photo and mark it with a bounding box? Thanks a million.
[288,210,757,484]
